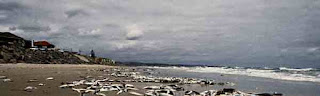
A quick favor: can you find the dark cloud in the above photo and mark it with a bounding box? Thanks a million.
[0,1,28,24]
[17,25,51,32]
[0,2,25,11]
[1,0,320,68]
[65,9,88,18]
[126,36,140,40]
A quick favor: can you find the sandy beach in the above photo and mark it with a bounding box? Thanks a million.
[0,64,219,96]
[4,64,319,96]
[0,64,250,96]
[0,64,117,96]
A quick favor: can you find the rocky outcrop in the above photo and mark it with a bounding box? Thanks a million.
[0,32,115,65]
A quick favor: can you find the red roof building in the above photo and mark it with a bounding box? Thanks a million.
[33,41,55,48]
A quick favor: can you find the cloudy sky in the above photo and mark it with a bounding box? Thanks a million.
[1,0,320,68]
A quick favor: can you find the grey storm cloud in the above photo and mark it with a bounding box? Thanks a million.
[0,1,27,24]
[10,25,51,32]
[65,9,88,18]
[0,2,24,11]
[0,0,320,68]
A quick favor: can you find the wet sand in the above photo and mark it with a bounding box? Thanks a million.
[0,64,117,96]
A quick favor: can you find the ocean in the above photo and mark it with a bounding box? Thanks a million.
[144,66,320,96]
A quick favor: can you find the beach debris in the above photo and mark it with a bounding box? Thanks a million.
[38,83,45,86]
[129,91,144,96]
[254,93,273,96]
[0,76,11,82]
[185,90,200,96]
[59,84,75,88]
[46,77,54,80]
[200,90,216,96]
[0,76,7,79]
[56,67,279,96]
[145,90,157,96]
[144,86,161,90]
[145,89,174,96]
[215,88,235,95]
[28,79,38,82]
[72,88,95,96]
[226,82,236,86]
[125,84,139,90]
[95,92,106,96]
[213,88,254,96]
[273,92,283,96]
[99,85,119,92]
[3,78,12,82]
[143,85,183,96]
[58,75,139,95]
[254,92,283,96]
[163,84,184,91]
[24,86,37,92]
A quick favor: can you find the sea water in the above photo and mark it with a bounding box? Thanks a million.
[146,66,320,96]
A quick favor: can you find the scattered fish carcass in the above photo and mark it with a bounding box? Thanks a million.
[59,84,76,88]
[162,84,184,91]
[106,67,230,86]
[144,86,161,90]
[24,86,37,92]
[185,90,201,96]
[200,90,216,96]
[46,77,54,80]
[129,91,144,96]
[56,67,282,96]
[58,75,141,95]
[71,88,96,96]
[0,76,7,79]
[2,78,12,82]
[213,88,253,96]
[38,83,45,86]
[28,79,38,82]
[145,89,175,96]
[143,85,185,96]
[253,92,283,96]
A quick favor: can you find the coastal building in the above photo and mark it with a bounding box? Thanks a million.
[32,41,55,50]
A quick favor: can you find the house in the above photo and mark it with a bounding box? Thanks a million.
[0,32,55,50]
[32,41,55,50]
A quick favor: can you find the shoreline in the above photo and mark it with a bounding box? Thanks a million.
[1,64,320,96]
[0,63,264,96]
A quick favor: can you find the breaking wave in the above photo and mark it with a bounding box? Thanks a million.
[149,66,320,83]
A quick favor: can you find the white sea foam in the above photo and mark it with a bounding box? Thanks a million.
[149,66,320,83]
[279,67,314,71]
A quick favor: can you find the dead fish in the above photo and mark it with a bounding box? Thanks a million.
[3,79,12,82]
[24,86,37,92]
[95,92,106,96]
[46,77,54,80]
[0,76,7,79]
[129,91,144,96]
[38,83,45,86]
[28,79,38,82]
